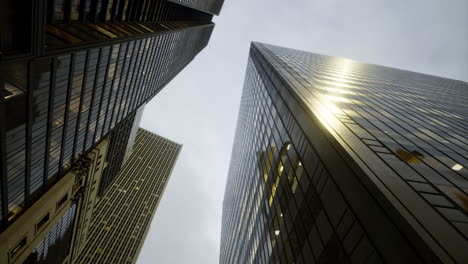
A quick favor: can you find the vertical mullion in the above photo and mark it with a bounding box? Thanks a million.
[152,1,162,22]
[116,41,137,123]
[65,0,73,23]
[43,58,57,191]
[127,0,136,21]
[145,36,160,100]
[110,0,119,21]
[108,43,130,129]
[123,40,142,117]
[147,0,155,21]
[92,46,113,144]
[142,0,150,21]
[32,0,47,57]
[116,0,125,21]
[90,0,99,23]
[98,44,119,139]
[48,0,57,24]
[100,0,110,21]
[25,63,34,206]
[102,44,124,135]
[128,38,146,113]
[83,48,103,154]
[0,80,9,226]
[72,50,90,160]
[140,37,158,103]
[146,35,163,100]
[59,53,76,176]
[133,38,152,107]
[79,0,87,23]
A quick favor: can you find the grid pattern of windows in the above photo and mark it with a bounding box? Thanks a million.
[24,203,77,264]
[98,110,137,197]
[46,21,213,50]
[0,63,28,222]
[168,0,224,15]
[44,0,214,51]
[0,22,213,229]
[74,48,100,158]
[30,59,53,195]
[220,43,468,264]
[4,89,26,221]
[62,51,87,170]
[75,129,181,264]
[48,0,212,24]
[48,54,72,179]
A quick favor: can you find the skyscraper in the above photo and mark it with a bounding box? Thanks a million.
[75,128,181,263]
[220,42,468,264]
[0,138,109,264]
[0,0,223,229]
[168,0,225,15]
[98,105,145,197]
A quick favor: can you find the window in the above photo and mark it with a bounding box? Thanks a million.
[36,212,50,232]
[10,237,27,259]
[395,148,424,164]
[57,193,68,209]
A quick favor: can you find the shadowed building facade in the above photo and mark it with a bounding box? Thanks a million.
[75,129,181,263]
[168,0,225,15]
[220,42,468,264]
[0,0,223,231]
[0,139,109,264]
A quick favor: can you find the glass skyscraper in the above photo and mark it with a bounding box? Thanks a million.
[168,0,225,15]
[220,42,468,264]
[0,0,223,230]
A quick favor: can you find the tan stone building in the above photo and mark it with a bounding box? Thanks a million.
[75,129,181,264]
[0,139,109,264]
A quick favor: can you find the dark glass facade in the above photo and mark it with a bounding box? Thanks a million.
[98,105,143,197]
[220,42,468,264]
[168,0,225,15]
[0,0,220,230]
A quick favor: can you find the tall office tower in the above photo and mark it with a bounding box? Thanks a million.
[98,105,145,197]
[168,0,225,15]
[0,0,223,230]
[220,42,468,264]
[75,128,181,263]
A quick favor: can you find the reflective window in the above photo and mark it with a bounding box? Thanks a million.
[30,58,52,195]
[1,62,28,221]
[48,54,72,179]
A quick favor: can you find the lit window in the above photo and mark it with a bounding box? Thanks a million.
[395,148,423,164]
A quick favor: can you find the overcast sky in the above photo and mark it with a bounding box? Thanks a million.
[137,0,468,263]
